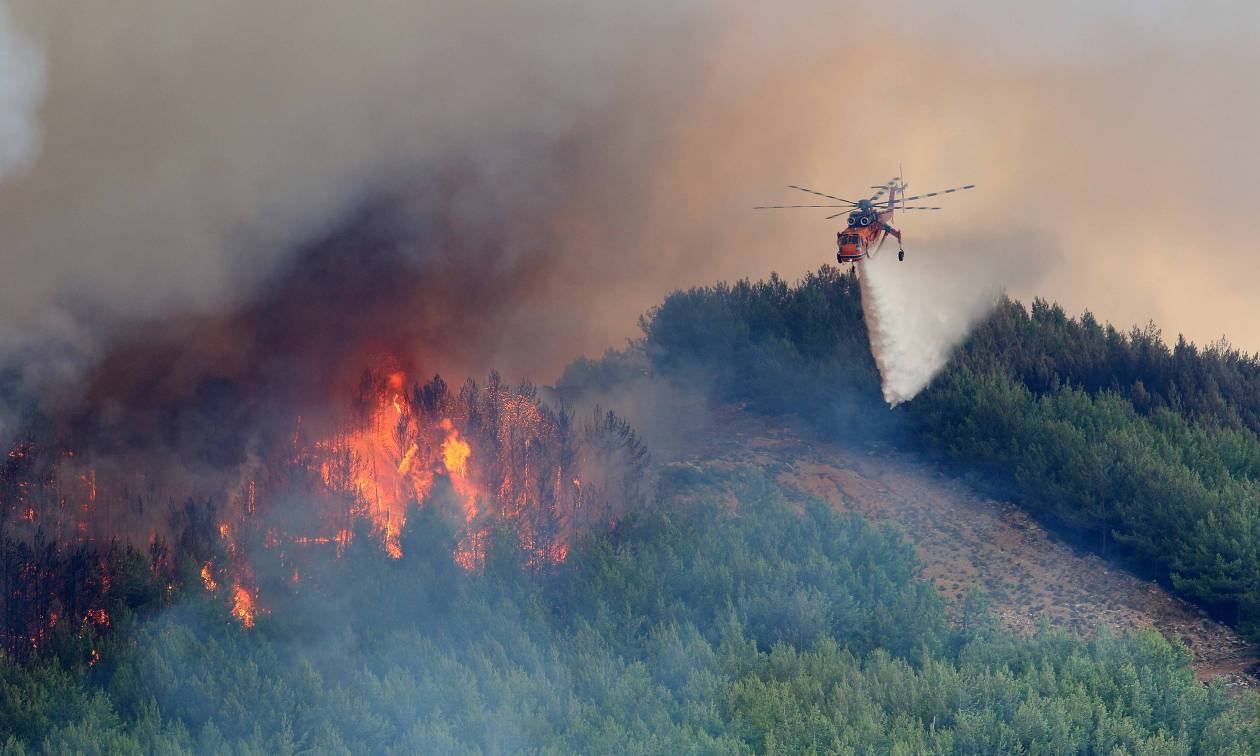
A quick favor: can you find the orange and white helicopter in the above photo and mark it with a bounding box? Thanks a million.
[756,176,975,264]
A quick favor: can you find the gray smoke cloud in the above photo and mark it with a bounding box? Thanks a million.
[0,1,39,178]
[1,0,1258,430]
[0,0,41,439]
[0,1,39,180]
[0,0,707,371]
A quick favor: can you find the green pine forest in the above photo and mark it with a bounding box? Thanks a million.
[6,470,1259,753]
[620,267,1260,638]
[6,265,1260,753]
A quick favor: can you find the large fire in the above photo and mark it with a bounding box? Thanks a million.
[0,365,645,648]
[290,369,576,568]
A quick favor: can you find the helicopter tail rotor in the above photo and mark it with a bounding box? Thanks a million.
[867,177,902,203]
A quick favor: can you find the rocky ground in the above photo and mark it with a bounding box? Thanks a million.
[655,402,1259,688]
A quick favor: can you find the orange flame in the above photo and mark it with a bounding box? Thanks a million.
[290,371,581,570]
[440,418,484,568]
[200,563,219,592]
[231,584,256,628]
[440,418,471,478]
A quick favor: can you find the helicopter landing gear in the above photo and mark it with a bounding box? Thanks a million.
[898,249,904,262]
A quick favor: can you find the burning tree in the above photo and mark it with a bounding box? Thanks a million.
[0,367,648,659]
[278,369,646,567]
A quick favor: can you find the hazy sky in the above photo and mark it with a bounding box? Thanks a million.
[1,0,1258,390]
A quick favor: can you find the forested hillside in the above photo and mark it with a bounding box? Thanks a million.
[5,469,1257,753]
[603,266,1260,640]
[8,266,1260,753]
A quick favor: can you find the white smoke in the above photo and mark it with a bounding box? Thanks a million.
[858,234,1039,406]
[0,1,41,180]
[0,2,41,441]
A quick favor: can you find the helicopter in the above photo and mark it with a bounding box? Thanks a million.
[755,176,975,265]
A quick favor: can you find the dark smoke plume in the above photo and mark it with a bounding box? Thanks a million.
[63,176,557,455]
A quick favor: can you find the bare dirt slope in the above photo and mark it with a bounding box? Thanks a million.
[658,404,1258,687]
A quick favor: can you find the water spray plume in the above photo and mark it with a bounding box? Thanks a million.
[859,246,1005,406]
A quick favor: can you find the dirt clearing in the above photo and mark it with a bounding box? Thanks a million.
[660,404,1258,687]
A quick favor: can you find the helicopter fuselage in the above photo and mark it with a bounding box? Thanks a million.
[837,208,896,264]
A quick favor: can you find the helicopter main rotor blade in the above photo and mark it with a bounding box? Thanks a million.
[825,205,942,219]
[786,185,859,204]
[754,204,854,209]
[899,184,976,202]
